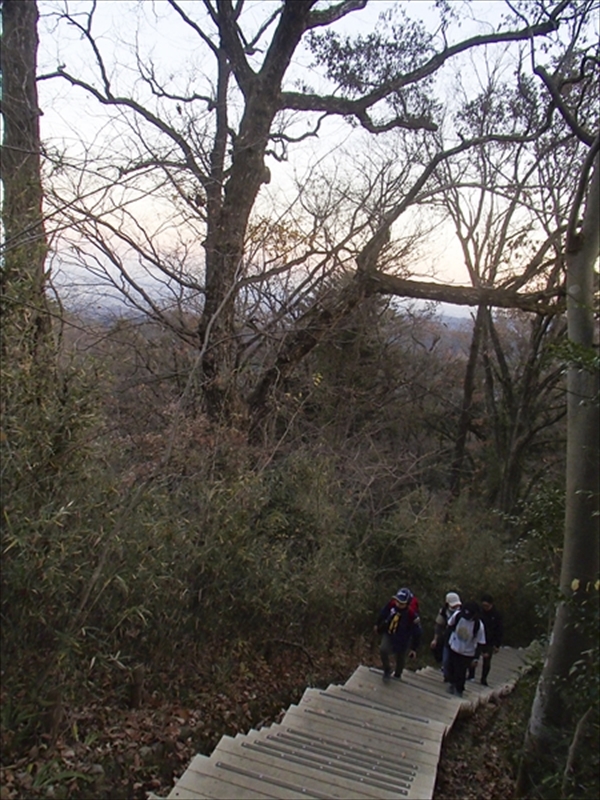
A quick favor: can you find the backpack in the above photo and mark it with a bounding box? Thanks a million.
[408,594,420,622]
[448,610,480,639]
[377,593,420,634]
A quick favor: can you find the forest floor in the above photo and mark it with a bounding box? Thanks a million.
[0,642,553,800]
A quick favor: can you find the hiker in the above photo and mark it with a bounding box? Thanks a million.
[430,591,461,681]
[374,587,422,680]
[468,593,503,685]
[446,601,486,697]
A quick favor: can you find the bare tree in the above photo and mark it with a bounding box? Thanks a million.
[40,0,573,431]
[433,70,573,511]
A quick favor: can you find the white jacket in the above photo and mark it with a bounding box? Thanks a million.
[447,610,486,657]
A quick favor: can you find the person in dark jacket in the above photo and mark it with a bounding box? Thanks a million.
[374,587,422,680]
[468,593,503,685]
[469,594,503,686]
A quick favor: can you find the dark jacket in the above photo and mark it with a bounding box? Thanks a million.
[377,599,422,654]
[481,606,503,649]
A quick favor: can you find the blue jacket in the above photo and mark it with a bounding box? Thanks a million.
[377,598,422,654]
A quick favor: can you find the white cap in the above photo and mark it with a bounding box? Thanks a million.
[446,592,461,608]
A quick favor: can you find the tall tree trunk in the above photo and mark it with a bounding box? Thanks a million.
[446,304,486,507]
[199,0,316,423]
[517,151,599,792]
[1,0,56,516]
[0,0,50,356]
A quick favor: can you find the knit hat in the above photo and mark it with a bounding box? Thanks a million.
[462,601,480,619]
[395,588,411,604]
[445,592,461,608]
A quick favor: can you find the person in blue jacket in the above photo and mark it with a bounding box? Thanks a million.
[374,587,422,680]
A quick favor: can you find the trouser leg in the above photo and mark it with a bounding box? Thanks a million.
[482,652,492,682]
[380,634,393,674]
[442,645,451,680]
[453,653,471,694]
[394,647,407,678]
[447,648,458,687]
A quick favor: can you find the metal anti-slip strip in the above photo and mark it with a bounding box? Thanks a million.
[317,690,431,724]
[365,669,455,700]
[298,706,425,745]
[244,740,412,793]
[297,708,426,748]
[340,684,439,709]
[341,683,448,707]
[268,732,418,780]
[214,761,332,799]
[278,728,425,753]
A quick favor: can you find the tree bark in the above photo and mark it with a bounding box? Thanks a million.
[446,305,486,507]
[199,0,317,421]
[370,273,564,314]
[0,0,50,355]
[518,151,599,791]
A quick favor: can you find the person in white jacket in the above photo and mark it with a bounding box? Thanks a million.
[446,601,486,697]
[430,591,461,681]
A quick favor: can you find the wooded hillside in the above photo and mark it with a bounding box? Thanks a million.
[1,2,598,798]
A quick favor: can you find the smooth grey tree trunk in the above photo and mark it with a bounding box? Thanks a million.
[517,151,599,792]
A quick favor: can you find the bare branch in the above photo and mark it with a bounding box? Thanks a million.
[258,1,315,88]
[216,0,256,96]
[534,65,595,146]
[356,109,438,133]
[167,0,219,56]
[356,127,557,274]
[242,5,282,51]
[368,273,564,315]
[39,69,210,189]
[282,12,567,127]
[566,132,600,252]
[306,0,367,30]
[135,50,214,108]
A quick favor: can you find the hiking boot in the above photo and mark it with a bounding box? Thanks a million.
[447,684,456,695]
[481,679,489,686]
[382,670,392,681]
[455,690,464,697]
[393,672,402,679]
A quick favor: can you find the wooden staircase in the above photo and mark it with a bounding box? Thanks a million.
[158,647,532,800]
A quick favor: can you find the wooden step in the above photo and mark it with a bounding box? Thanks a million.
[164,645,533,800]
